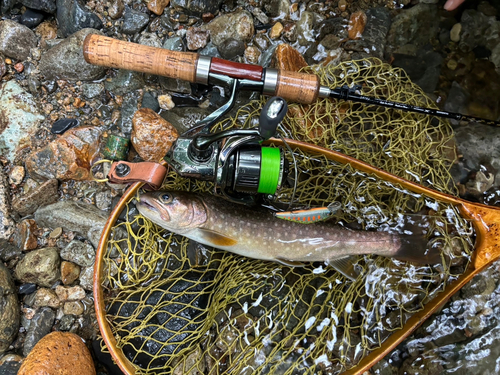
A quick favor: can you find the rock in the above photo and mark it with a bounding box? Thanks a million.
[272,43,308,71]
[79,266,93,291]
[131,108,179,162]
[32,288,61,308]
[61,240,95,267]
[158,94,175,110]
[0,80,45,162]
[201,10,254,47]
[0,239,22,262]
[11,179,58,217]
[39,28,106,81]
[0,262,19,355]
[141,91,160,112]
[138,32,162,48]
[386,4,440,55]
[251,7,268,24]
[121,7,149,35]
[8,165,25,185]
[12,219,38,251]
[19,283,37,294]
[55,285,86,302]
[338,0,347,11]
[0,172,14,240]
[392,49,442,93]
[264,0,290,18]
[0,0,15,15]
[0,354,22,375]
[269,22,283,39]
[0,20,37,61]
[199,41,220,57]
[296,11,315,47]
[186,27,209,50]
[108,0,124,19]
[20,9,45,28]
[51,118,80,135]
[25,126,102,181]
[61,261,81,285]
[450,23,462,43]
[348,11,367,40]
[63,301,84,315]
[162,36,184,51]
[56,0,103,37]
[19,0,56,13]
[148,0,170,15]
[172,346,205,375]
[58,314,75,331]
[105,70,144,96]
[171,0,222,16]
[95,191,112,211]
[15,248,60,287]
[81,83,104,99]
[217,37,245,59]
[0,57,5,79]
[35,21,58,42]
[244,46,260,64]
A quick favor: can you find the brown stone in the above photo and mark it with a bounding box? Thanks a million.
[108,0,125,19]
[147,0,170,15]
[61,261,80,285]
[63,301,84,315]
[12,219,37,251]
[32,288,61,308]
[348,11,367,40]
[131,108,179,162]
[244,46,260,64]
[55,285,86,302]
[338,0,347,12]
[11,179,58,216]
[269,22,283,39]
[272,44,308,72]
[25,126,102,181]
[17,332,96,375]
[186,27,209,51]
[34,21,57,43]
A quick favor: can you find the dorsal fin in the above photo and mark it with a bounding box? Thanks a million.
[197,229,238,247]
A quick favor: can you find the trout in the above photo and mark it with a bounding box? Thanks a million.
[137,191,439,276]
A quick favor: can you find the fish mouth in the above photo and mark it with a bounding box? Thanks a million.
[138,198,158,213]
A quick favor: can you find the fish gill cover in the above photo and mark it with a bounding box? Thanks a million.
[100,58,474,374]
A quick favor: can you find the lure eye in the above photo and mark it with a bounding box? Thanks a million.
[160,193,172,203]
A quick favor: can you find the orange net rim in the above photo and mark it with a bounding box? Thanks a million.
[93,138,500,375]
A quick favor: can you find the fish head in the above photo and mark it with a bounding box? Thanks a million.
[137,191,207,234]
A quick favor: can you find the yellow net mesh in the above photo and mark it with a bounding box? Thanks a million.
[99,58,474,374]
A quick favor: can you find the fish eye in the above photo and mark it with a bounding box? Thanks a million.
[160,193,172,203]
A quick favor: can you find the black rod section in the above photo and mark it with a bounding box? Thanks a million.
[329,86,500,127]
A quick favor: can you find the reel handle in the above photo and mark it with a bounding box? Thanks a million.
[259,97,288,140]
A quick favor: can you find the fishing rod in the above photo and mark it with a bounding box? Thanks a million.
[84,34,500,127]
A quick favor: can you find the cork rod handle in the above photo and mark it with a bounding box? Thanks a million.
[83,34,198,82]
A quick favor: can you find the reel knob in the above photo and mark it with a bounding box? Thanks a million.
[259,97,288,140]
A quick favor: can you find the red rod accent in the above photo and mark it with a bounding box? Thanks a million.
[210,57,263,81]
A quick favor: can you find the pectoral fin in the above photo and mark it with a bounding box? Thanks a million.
[197,229,238,247]
[276,257,306,267]
[328,256,359,281]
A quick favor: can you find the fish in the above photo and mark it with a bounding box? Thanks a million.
[136,191,440,278]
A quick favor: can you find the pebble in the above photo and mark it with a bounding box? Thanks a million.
[61,261,81,285]
[338,0,347,11]
[447,58,458,70]
[32,288,61,308]
[19,331,95,374]
[244,46,261,64]
[0,20,37,61]
[26,126,102,181]
[108,0,124,19]
[19,0,56,14]
[148,0,170,15]
[55,285,86,302]
[348,11,367,40]
[0,57,5,78]
[0,172,14,240]
[35,21,57,42]
[15,248,60,287]
[95,191,112,211]
[12,219,38,251]
[81,83,104,99]
[171,0,222,16]
[141,91,160,112]
[56,0,103,37]
[186,27,209,50]
[39,28,106,81]
[79,266,93,291]
[269,22,284,39]
[0,355,22,374]
[131,107,179,162]
[61,240,95,267]
[50,118,80,135]
[58,314,75,331]
[0,239,22,262]
[49,227,63,239]
[11,179,58,217]
[158,94,175,110]
[8,165,25,185]
[122,6,149,35]
[138,32,162,48]
[0,262,19,355]
[201,9,254,47]
[217,37,245,59]
[23,307,56,356]
[104,69,144,96]
[63,301,84,315]
[450,23,462,43]
[20,8,45,29]
[19,283,37,295]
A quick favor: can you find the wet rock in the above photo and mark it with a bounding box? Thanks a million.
[0,80,45,162]
[148,0,170,15]
[79,266,93,291]
[157,39,190,92]
[58,314,75,331]
[118,91,141,136]
[35,21,58,43]
[163,35,184,51]
[217,37,245,60]
[0,239,21,262]
[9,166,25,185]
[12,179,58,217]
[244,46,260,64]
[50,118,79,135]
[386,4,439,55]
[0,57,5,79]
[296,11,315,47]
[61,261,81,285]
[186,27,209,50]
[0,172,14,240]
[95,190,112,211]
[459,10,499,53]
[39,28,106,81]
[63,301,84,315]
[450,23,462,43]
[171,0,222,16]
[272,44,308,71]
[60,240,94,267]
[19,283,37,295]
[81,83,104,99]
[348,11,367,40]
[56,0,103,37]
[138,32,162,48]
[25,126,102,181]
[158,94,175,110]
[0,0,15,15]
[122,7,149,35]
[201,10,253,47]
[0,262,19,355]
[141,91,160,112]
[0,20,37,61]
[172,346,205,375]
[35,200,108,248]
[12,219,37,251]
[392,49,442,94]
[105,70,144,96]
[15,248,60,287]
[108,0,124,19]
[20,9,45,28]
[199,41,220,58]
[269,22,283,39]
[131,108,179,162]
[55,285,86,302]
[19,0,56,13]
[264,0,290,18]
[32,288,61,308]
[0,354,22,375]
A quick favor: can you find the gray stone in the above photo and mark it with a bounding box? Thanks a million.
[15,248,61,287]
[0,20,37,61]
[296,11,315,47]
[81,83,104,99]
[121,7,149,35]
[119,91,141,137]
[201,10,254,47]
[263,0,290,18]
[39,28,106,81]
[199,41,221,58]
[0,0,16,15]
[12,179,58,217]
[95,190,112,211]
[141,91,160,112]
[23,307,55,356]
[35,200,108,248]
[79,265,93,291]
[0,262,19,355]
[61,240,95,267]
[56,0,103,37]
[162,36,185,51]
[58,314,75,331]
[138,33,162,48]
[105,70,145,96]
[0,239,21,262]
[392,50,442,94]
[0,172,14,240]
[0,80,45,162]
[0,361,21,375]
[460,9,500,52]
[171,0,222,16]
[19,0,56,13]
[217,38,245,60]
